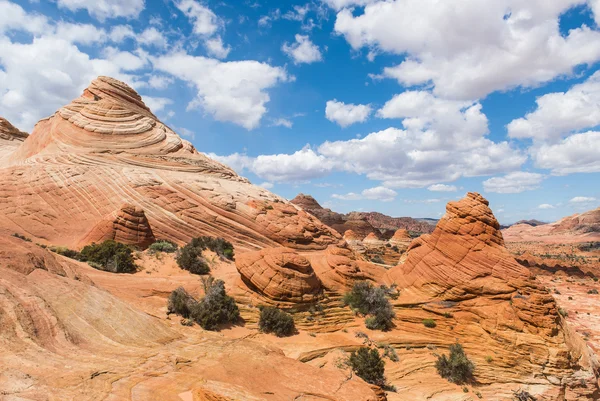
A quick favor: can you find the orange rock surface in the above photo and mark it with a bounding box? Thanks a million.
[0,77,338,251]
[236,247,322,303]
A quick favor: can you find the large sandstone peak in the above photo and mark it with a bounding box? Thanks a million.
[0,77,338,250]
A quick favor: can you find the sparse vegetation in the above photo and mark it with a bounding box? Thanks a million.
[49,246,81,260]
[344,281,395,331]
[167,287,197,318]
[149,239,178,253]
[259,306,295,337]
[558,308,568,317]
[176,240,210,274]
[423,319,437,328]
[378,343,399,362]
[12,233,32,242]
[443,312,453,318]
[435,343,475,384]
[485,355,493,363]
[588,289,598,295]
[190,277,240,330]
[79,240,136,273]
[348,347,386,386]
[370,255,385,264]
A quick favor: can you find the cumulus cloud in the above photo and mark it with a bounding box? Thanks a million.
[333,186,397,202]
[325,100,372,127]
[335,0,600,99]
[205,36,231,59]
[270,118,293,128]
[56,0,144,21]
[508,72,600,141]
[153,52,291,130]
[175,0,219,36]
[569,196,597,203]
[138,27,167,48]
[142,95,172,112]
[531,131,600,175]
[483,172,545,194]
[282,34,323,64]
[428,184,457,192]
[538,204,555,209]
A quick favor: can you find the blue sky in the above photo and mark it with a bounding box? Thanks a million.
[1,0,599,224]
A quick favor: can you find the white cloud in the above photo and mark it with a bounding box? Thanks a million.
[53,22,107,45]
[322,0,376,11]
[252,147,333,182]
[404,198,441,204]
[0,0,50,35]
[153,52,290,130]
[109,25,135,42]
[258,182,274,189]
[325,99,371,127]
[333,186,397,202]
[569,196,597,203]
[147,75,174,90]
[205,36,231,59]
[428,184,457,192]
[56,0,145,21]
[335,0,600,99]
[207,152,254,173]
[483,172,545,194]
[142,96,172,112]
[175,0,219,36]
[138,27,167,48]
[270,118,293,128]
[539,204,555,209]
[508,72,600,141]
[282,34,323,64]
[532,131,600,174]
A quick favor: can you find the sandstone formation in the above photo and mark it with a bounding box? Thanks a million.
[386,192,599,399]
[78,203,156,248]
[343,229,362,243]
[503,207,600,243]
[290,193,434,238]
[0,232,380,400]
[389,228,412,251]
[235,247,322,303]
[0,77,339,251]
[0,117,28,162]
[363,232,385,247]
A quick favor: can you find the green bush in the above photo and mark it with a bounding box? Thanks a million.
[191,237,235,260]
[176,241,210,274]
[12,233,32,242]
[588,289,598,295]
[348,347,386,386]
[423,319,437,328]
[344,281,395,331]
[49,246,81,260]
[259,307,295,337]
[435,343,475,384]
[167,287,197,318]
[149,240,178,253]
[80,240,136,273]
[190,278,240,330]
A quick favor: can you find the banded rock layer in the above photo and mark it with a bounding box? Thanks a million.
[387,192,599,399]
[0,77,339,251]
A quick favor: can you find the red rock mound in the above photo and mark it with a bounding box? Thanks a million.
[78,204,156,248]
[0,117,28,161]
[386,192,599,399]
[236,247,322,303]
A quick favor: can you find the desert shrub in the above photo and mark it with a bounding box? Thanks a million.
[259,307,295,337]
[190,278,239,330]
[80,240,136,273]
[371,255,385,264]
[348,347,386,386]
[344,281,395,331]
[167,287,197,318]
[49,246,81,260]
[191,237,235,260]
[149,240,178,253]
[588,289,599,295]
[423,319,437,328]
[443,312,453,318]
[435,343,475,384]
[380,344,399,362]
[485,355,493,363]
[176,241,210,275]
[12,233,31,242]
[558,308,568,317]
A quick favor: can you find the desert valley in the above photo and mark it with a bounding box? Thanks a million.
[0,76,599,401]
